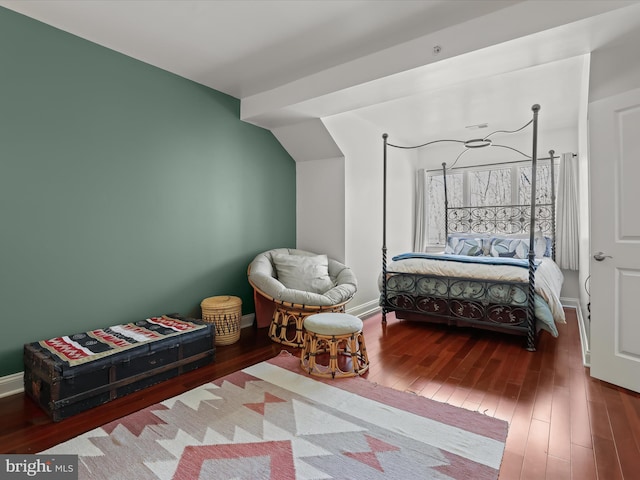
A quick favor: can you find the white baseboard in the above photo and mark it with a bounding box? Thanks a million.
[346,299,380,318]
[561,296,591,367]
[0,372,23,399]
[240,313,255,329]
[576,304,591,367]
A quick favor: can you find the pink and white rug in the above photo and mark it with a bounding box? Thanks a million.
[43,351,508,479]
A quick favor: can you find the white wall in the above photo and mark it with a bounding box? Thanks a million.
[589,33,640,103]
[295,156,345,262]
[577,54,592,341]
[322,113,415,311]
[271,118,346,263]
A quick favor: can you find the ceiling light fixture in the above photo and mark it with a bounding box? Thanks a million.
[464,138,492,148]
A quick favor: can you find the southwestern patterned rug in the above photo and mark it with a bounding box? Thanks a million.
[42,351,508,479]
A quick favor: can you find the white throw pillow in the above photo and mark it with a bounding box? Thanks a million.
[534,229,547,258]
[272,253,335,294]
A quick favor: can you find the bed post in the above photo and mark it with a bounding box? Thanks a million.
[526,104,540,352]
[442,162,448,243]
[382,133,388,324]
[549,149,556,261]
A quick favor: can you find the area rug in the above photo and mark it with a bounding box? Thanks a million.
[42,351,508,479]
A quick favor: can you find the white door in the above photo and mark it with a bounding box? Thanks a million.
[589,87,640,393]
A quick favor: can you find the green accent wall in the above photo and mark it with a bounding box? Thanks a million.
[0,8,296,376]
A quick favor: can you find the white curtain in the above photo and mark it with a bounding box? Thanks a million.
[413,169,428,252]
[555,152,579,270]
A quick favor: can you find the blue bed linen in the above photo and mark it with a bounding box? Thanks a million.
[391,252,540,269]
[535,294,558,337]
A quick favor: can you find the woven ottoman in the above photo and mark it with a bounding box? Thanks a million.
[300,312,369,379]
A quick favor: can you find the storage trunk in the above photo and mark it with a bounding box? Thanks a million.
[24,315,215,422]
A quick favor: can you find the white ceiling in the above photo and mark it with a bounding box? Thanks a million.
[355,56,586,144]
[2,0,640,144]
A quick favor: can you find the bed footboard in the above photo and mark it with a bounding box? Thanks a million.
[381,271,535,339]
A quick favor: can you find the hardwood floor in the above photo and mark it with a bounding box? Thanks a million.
[1,308,639,479]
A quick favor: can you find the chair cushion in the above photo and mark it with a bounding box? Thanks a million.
[304,313,363,335]
[248,248,357,306]
[271,253,334,294]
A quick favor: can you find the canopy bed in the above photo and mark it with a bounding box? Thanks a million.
[379,104,565,351]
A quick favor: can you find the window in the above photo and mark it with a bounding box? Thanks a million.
[426,161,557,246]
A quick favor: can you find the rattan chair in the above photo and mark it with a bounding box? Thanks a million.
[247,248,357,347]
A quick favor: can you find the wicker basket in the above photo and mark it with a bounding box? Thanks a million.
[200,296,242,346]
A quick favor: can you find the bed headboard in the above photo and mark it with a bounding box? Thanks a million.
[446,203,555,237]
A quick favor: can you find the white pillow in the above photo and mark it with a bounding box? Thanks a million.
[272,253,335,294]
[534,229,547,258]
